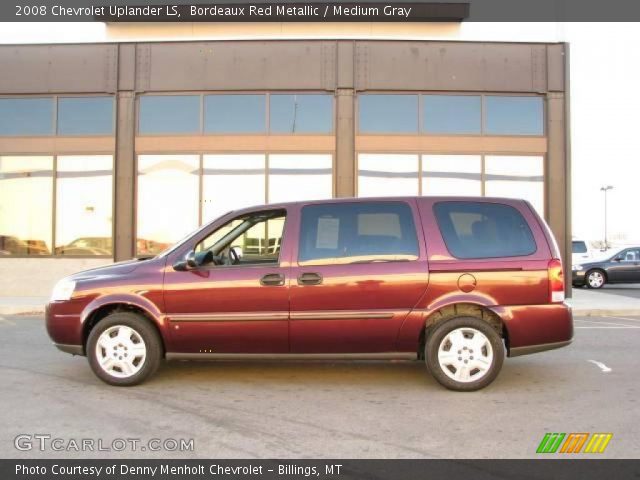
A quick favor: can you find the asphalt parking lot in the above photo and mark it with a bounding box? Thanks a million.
[1,313,639,459]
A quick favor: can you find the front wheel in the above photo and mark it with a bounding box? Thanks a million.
[86,312,162,386]
[585,269,606,289]
[425,316,504,391]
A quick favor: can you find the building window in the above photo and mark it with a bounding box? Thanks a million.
[136,155,200,255]
[0,98,54,136]
[358,95,419,133]
[298,202,419,265]
[57,97,114,135]
[267,154,333,203]
[0,156,53,255]
[357,154,419,197]
[55,156,114,256]
[484,96,544,135]
[138,95,200,134]
[202,154,266,223]
[484,155,544,214]
[422,155,482,196]
[270,94,333,134]
[204,95,266,133]
[422,95,481,134]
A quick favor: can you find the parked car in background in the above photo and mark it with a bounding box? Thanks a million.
[46,197,573,391]
[572,238,594,265]
[0,235,49,255]
[55,237,112,256]
[573,247,640,288]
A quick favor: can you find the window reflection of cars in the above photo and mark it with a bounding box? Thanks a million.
[137,239,171,256]
[55,237,112,256]
[0,235,49,255]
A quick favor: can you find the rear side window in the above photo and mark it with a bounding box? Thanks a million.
[299,202,419,264]
[434,202,536,259]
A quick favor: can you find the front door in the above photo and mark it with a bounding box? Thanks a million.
[164,209,291,353]
[288,200,429,353]
[609,248,640,283]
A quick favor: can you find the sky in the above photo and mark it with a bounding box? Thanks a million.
[1,21,638,244]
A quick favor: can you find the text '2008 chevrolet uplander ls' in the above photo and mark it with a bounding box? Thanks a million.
[46,197,573,391]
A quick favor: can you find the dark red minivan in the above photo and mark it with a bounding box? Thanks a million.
[46,197,573,391]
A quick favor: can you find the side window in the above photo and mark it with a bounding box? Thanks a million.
[622,249,640,262]
[299,202,419,265]
[434,201,536,259]
[197,210,286,266]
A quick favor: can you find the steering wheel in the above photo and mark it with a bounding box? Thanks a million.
[228,247,240,265]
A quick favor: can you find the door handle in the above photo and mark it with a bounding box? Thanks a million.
[298,272,323,285]
[260,273,285,286]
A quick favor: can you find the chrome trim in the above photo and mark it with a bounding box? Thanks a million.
[290,311,396,320]
[54,343,84,356]
[509,339,572,357]
[170,312,289,322]
[166,352,417,361]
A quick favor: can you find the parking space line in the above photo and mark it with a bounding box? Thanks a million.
[0,316,16,326]
[575,319,640,327]
[608,316,640,323]
[588,360,612,372]
[576,326,640,329]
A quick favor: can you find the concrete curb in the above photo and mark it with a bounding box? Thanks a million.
[0,306,46,316]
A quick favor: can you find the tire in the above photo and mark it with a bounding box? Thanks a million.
[86,312,162,386]
[425,316,504,392]
[585,269,606,289]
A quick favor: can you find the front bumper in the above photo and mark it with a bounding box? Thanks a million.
[572,269,586,285]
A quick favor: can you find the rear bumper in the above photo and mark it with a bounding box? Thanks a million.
[490,302,573,357]
[509,339,572,357]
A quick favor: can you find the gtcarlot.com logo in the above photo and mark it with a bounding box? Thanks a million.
[14,434,194,453]
[536,433,612,454]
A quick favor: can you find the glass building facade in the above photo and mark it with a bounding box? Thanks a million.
[0,39,569,284]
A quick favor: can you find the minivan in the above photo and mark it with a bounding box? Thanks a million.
[46,197,573,391]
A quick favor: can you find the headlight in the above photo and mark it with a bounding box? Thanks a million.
[50,279,76,301]
[572,265,583,271]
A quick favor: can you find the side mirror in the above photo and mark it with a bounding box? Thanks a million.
[173,249,198,271]
[614,256,623,262]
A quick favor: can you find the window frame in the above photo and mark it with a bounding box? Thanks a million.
[296,200,421,267]
[0,95,116,138]
[136,91,336,136]
[0,152,115,258]
[355,92,546,137]
[134,151,335,258]
[355,151,546,217]
[56,96,116,137]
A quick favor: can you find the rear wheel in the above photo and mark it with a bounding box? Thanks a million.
[425,316,504,391]
[585,269,606,289]
[86,312,162,386]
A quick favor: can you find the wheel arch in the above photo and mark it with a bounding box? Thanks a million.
[81,299,167,356]
[418,303,505,359]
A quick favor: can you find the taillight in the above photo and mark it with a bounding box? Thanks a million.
[548,258,565,303]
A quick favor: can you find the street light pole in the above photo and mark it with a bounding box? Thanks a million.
[600,185,613,249]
